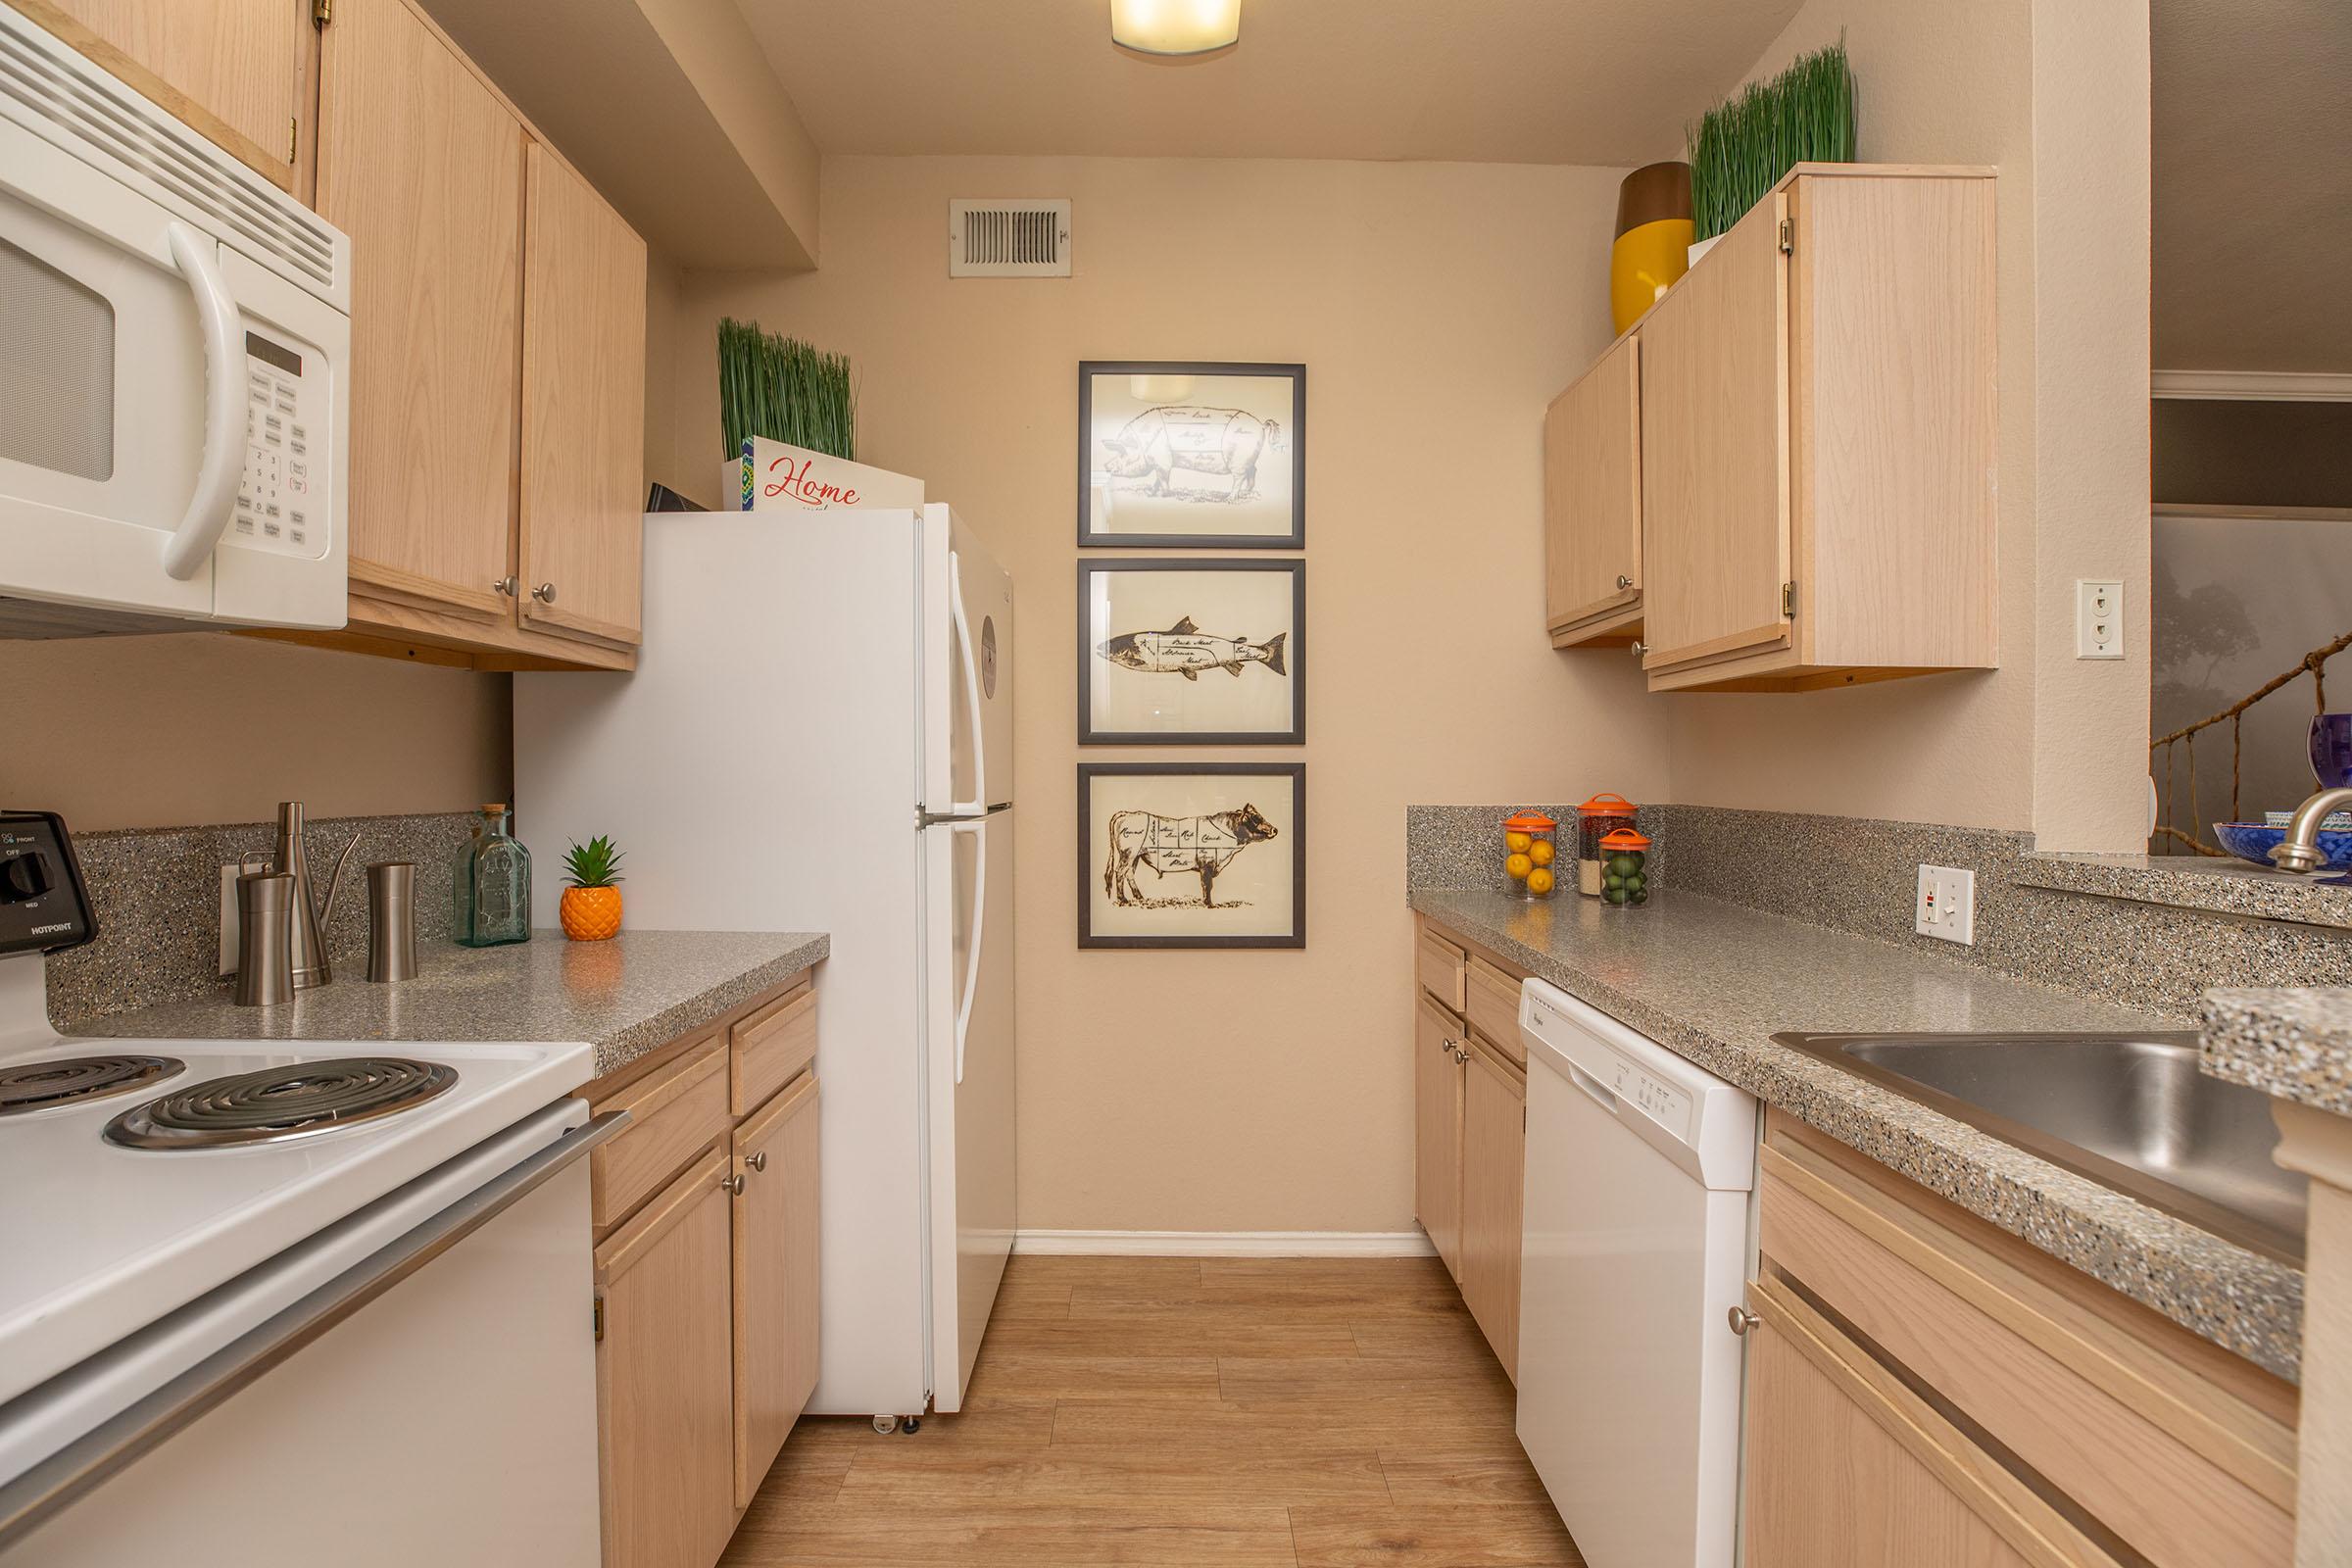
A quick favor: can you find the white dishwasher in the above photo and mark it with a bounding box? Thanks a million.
[1515,978,1758,1568]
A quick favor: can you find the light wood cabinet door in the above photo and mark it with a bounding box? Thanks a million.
[1414,996,1464,1281]
[30,0,306,186]
[596,1148,737,1568]
[1743,1305,2039,1568]
[1639,190,1791,676]
[1458,1034,1525,1381]
[731,1072,820,1509]
[518,141,647,650]
[317,0,521,625]
[1543,333,1642,645]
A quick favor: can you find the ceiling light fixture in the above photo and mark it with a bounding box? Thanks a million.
[1110,0,1242,57]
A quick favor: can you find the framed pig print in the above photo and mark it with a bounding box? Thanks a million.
[1079,763,1305,949]
[1079,560,1304,745]
[1078,362,1305,547]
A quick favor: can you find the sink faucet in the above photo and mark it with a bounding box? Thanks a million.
[2269,787,2352,873]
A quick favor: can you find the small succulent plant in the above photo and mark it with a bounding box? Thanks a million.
[561,835,625,889]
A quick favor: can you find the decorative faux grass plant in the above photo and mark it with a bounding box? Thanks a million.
[717,318,858,461]
[1689,37,1857,241]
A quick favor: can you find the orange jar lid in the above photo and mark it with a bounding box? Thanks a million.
[1502,810,1557,832]
[1578,793,1638,815]
[1598,828,1651,852]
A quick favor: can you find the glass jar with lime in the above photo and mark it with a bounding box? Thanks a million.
[1501,810,1560,900]
[1596,827,1651,906]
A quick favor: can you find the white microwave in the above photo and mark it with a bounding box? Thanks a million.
[0,11,350,635]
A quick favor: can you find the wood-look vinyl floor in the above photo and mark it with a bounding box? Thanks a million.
[720,1255,1585,1567]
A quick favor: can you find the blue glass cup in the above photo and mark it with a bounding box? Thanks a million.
[2313,714,2352,789]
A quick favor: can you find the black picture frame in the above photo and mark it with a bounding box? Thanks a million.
[1077,762,1306,950]
[1077,361,1306,549]
[1077,559,1305,746]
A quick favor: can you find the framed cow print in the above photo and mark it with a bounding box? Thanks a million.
[1079,560,1304,745]
[1078,763,1305,949]
[1078,362,1305,548]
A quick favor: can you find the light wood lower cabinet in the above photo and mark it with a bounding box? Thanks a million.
[1413,991,1464,1281]
[586,970,823,1568]
[1412,917,1526,1378]
[1746,1113,2298,1568]
[1457,1031,1526,1380]
[595,1147,738,1568]
[730,1071,821,1509]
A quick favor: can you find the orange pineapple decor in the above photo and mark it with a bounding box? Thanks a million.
[559,835,624,942]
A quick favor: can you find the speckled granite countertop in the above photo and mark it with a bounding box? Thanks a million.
[68,930,828,1079]
[1411,889,2306,1380]
[2203,987,2352,1115]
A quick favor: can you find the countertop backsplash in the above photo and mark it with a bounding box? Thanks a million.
[1408,803,2352,1017]
[46,811,477,1027]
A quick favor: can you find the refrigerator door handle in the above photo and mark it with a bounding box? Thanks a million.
[948,816,987,1086]
[948,551,986,817]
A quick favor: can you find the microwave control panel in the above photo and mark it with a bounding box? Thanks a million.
[229,328,327,560]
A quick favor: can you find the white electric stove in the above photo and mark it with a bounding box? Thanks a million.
[0,811,614,1566]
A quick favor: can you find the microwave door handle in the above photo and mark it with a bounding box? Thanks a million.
[159,223,244,582]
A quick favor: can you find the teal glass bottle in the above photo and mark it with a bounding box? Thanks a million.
[452,804,532,948]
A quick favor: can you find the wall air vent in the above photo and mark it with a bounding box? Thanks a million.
[949,200,1071,277]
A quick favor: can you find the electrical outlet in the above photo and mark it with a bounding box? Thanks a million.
[1915,864,1977,945]
[2076,579,2123,660]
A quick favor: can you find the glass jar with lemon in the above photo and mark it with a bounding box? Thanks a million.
[1501,810,1560,900]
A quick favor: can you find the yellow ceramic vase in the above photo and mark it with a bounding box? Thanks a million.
[1609,162,1694,333]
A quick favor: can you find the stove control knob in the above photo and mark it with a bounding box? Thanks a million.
[0,853,50,904]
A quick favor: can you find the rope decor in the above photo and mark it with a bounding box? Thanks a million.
[2151,629,2352,856]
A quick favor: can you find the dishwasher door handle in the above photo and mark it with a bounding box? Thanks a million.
[1563,1059,1621,1114]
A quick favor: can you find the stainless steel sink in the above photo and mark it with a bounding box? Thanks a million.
[1771,1032,2308,1264]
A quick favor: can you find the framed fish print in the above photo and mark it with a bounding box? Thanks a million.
[1079,763,1305,949]
[1078,362,1305,548]
[1078,559,1304,745]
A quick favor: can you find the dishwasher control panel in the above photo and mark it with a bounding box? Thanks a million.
[1607,1058,1692,1140]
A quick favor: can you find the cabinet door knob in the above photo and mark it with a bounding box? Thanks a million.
[747,1151,768,1172]
[1728,1305,1760,1336]
[493,576,517,597]
[721,1171,746,1197]
[531,582,558,605]
[1616,574,1634,590]
[1452,1045,1470,1064]
[1630,641,1647,659]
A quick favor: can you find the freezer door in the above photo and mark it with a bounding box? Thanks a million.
[924,807,1015,1412]
[926,507,1014,814]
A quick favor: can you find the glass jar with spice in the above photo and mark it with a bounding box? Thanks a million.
[1576,794,1638,897]
[1501,810,1560,899]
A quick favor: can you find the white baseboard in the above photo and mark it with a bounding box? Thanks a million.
[1012,1229,1436,1258]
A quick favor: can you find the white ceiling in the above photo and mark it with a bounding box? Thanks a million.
[732,0,1803,167]
[2153,0,2352,374]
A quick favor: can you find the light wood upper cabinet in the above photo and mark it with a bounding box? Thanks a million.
[1544,165,1996,692]
[596,1148,739,1568]
[1639,187,1793,679]
[316,0,520,623]
[519,141,647,651]
[731,1071,820,1510]
[1414,994,1464,1282]
[1457,1032,1526,1383]
[1543,332,1643,647]
[23,0,307,188]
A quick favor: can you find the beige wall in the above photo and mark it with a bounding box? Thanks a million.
[674,155,1670,1233]
[1661,0,2153,850]
[0,635,510,832]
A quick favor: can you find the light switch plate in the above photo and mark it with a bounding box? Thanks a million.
[2076,579,2123,660]
[1915,864,1977,945]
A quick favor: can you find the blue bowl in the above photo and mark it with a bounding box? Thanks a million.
[2212,821,2352,872]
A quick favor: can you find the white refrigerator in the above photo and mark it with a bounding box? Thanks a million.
[514,504,1015,1424]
